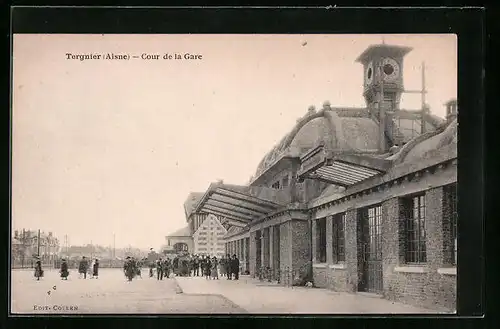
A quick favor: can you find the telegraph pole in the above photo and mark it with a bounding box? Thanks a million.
[37,229,41,258]
[113,234,116,259]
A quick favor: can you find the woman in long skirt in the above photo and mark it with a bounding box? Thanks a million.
[34,258,43,281]
[219,257,226,278]
[204,258,211,280]
[60,259,69,280]
[92,259,99,279]
[210,257,219,280]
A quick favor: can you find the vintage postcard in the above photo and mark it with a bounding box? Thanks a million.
[10,33,457,315]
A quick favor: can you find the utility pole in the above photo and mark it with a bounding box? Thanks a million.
[421,61,427,134]
[113,233,116,259]
[37,229,41,258]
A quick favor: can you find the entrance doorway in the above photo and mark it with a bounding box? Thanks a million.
[357,205,383,294]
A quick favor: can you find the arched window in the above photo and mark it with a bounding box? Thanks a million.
[173,242,188,253]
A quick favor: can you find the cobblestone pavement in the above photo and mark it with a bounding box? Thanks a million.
[10,268,245,314]
[175,275,448,314]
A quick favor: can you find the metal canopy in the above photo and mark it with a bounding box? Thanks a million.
[308,161,381,186]
[197,184,281,226]
[298,144,389,187]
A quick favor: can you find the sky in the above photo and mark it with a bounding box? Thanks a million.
[11,34,457,249]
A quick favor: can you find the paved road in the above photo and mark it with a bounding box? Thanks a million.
[11,268,245,314]
[175,276,450,314]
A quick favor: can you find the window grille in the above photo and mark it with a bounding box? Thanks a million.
[316,218,327,263]
[401,194,427,263]
[332,213,346,263]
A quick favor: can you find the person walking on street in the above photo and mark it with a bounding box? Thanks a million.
[225,254,232,280]
[219,256,227,278]
[164,258,171,278]
[78,256,89,279]
[203,256,211,280]
[156,258,164,280]
[60,258,69,280]
[193,255,199,276]
[231,254,240,280]
[92,259,99,279]
[34,257,44,281]
[211,256,219,280]
[172,256,179,276]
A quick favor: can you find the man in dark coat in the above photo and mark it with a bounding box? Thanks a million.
[172,256,179,276]
[231,254,240,280]
[78,256,89,279]
[60,258,69,280]
[156,258,164,280]
[34,257,43,280]
[225,254,232,280]
[193,255,200,276]
[92,259,99,279]
[163,258,171,278]
[124,257,135,281]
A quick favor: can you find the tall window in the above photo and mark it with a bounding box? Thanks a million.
[316,218,327,263]
[332,213,346,263]
[401,194,427,263]
[282,176,289,188]
[443,184,458,265]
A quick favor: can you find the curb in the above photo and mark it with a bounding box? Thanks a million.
[173,278,248,313]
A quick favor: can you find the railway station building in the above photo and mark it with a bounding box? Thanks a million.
[184,43,457,312]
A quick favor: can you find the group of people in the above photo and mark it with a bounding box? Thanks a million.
[123,256,145,281]
[33,256,100,280]
[145,253,241,281]
[32,252,241,282]
[76,256,100,279]
[172,253,240,280]
[151,257,172,280]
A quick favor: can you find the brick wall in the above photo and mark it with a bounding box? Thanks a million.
[382,186,456,311]
[345,208,358,292]
[382,197,400,298]
[249,231,257,277]
[291,220,311,282]
[279,222,291,282]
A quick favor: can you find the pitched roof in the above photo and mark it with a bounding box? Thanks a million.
[167,226,192,237]
[183,192,204,218]
[193,214,227,237]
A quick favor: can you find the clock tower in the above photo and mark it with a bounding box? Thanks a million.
[356,44,412,151]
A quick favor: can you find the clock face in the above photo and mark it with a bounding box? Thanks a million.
[366,61,374,85]
[381,57,400,82]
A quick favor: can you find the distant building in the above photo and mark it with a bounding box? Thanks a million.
[183,43,457,312]
[192,214,227,257]
[11,229,60,267]
[165,226,193,255]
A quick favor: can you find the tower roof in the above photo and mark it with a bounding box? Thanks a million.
[356,44,413,64]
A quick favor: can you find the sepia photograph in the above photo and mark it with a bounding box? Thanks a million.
[10,33,457,315]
